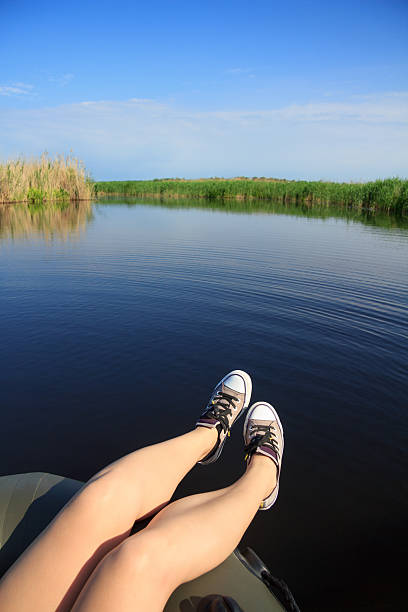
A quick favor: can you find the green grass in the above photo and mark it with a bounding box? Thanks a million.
[94,177,408,213]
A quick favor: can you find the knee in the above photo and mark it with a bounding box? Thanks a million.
[106,530,174,584]
[68,474,127,519]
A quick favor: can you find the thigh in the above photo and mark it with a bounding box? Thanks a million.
[0,480,131,612]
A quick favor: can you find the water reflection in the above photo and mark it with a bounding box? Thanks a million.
[99,195,408,230]
[0,201,93,241]
[1,198,407,243]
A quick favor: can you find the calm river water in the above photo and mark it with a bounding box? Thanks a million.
[1,198,407,611]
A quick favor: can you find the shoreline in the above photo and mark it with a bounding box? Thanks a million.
[0,197,92,205]
[94,178,408,213]
[95,190,382,210]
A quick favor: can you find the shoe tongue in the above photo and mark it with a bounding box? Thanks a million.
[252,418,274,427]
[248,420,275,444]
[251,419,271,436]
[222,382,238,397]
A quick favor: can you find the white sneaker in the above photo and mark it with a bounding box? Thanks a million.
[196,370,252,465]
[243,402,284,510]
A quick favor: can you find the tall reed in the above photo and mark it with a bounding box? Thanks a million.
[0,154,94,204]
[95,178,408,213]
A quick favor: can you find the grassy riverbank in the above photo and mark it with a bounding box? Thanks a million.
[0,155,94,204]
[95,177,408,212]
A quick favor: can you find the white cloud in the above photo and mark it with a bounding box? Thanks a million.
[49,73,74,87]
[0,93,407,181]
[226,68,255,77]
[227,68,250,74]
[0,83,34,96]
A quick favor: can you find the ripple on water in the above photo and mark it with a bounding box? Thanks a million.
[1,202,407,611]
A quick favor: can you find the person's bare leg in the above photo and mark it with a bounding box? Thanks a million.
[72,455,276,612]
[0,426,217,612]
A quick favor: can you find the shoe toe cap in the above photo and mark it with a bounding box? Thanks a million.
[224,373,246,393]
[250,402,275,421]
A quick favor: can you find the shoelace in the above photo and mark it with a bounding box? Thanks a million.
[244,424,280,462]
[203,391,239,434]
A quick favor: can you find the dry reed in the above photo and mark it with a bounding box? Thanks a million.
[0,154,94,204]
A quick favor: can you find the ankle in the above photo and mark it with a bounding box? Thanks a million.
[247,453,278,499]
[194,426,219,461]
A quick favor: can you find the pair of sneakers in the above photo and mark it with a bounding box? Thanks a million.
[196,370,284,510]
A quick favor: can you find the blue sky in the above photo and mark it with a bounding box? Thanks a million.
[1,0,407,180]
